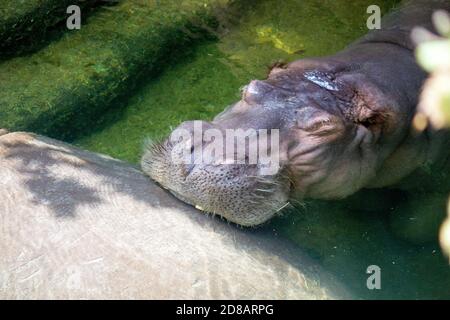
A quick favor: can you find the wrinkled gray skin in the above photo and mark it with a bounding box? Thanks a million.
[142,0,450,226]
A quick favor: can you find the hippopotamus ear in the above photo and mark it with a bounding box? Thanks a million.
[337,73,402,133]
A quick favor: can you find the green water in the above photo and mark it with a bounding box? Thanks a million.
[37,0,450,299]
[271,192,450,299]
[0,0,221,139]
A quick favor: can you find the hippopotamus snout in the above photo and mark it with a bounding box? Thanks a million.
[142,118,292,226]
[142,114,290,226]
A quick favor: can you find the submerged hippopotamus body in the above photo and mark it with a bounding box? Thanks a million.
[143,0,450,228]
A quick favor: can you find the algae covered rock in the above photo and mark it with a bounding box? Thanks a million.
[0,0,227,140]
[0,131,350,299]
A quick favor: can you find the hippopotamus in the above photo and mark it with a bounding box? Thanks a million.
[142,0,450,228]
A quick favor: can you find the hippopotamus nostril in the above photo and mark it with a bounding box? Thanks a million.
[247,80,265,95]
[243,80,275,104]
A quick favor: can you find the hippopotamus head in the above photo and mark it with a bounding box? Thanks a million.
[142,58,408,226]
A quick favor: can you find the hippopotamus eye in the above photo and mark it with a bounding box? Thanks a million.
[358,117,377,128]
[298,118,335,133]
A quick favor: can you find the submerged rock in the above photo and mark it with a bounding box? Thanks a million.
[0,131,350,299]
[0,0,226,140]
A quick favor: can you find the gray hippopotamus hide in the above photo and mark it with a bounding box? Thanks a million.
[0,131,350,299]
